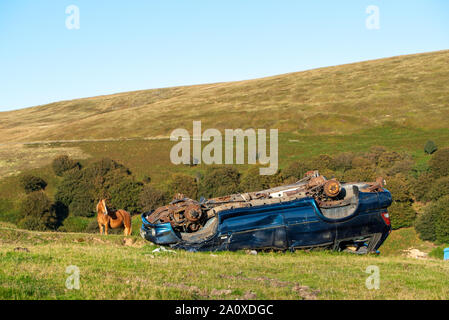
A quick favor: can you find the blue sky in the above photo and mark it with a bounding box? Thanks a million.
[0,1,448,111]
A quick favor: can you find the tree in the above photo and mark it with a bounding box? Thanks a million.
[424,140,437,155]
[18,191,57,231]
[20,175,47,194]
[52,155,80,176]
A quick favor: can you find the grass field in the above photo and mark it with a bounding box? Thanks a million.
[0,224,448,300]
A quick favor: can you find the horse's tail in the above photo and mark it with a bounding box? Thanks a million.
[121,210,132,236]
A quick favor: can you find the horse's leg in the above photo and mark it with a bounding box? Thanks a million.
[104,223,108,235]
[98,223,103,235]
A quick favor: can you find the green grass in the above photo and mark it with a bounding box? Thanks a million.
[0,225,448,300]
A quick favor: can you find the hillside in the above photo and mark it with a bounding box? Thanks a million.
[1,50,449,182]
[1,50,448,143]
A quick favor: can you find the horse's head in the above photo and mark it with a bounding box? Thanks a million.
[97,199,108,215]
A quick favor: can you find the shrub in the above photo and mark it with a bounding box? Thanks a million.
[54,158,134,217]
[416,196,449,243]
[52,155,80,176]
[20,175,47,194]
[18,191,57,231]
[377,151,403,168]
[109,179,143,214]
[385,174,413,203]
[424,140,437,155]
[413,172,434,202]
[388,202,416,230]
[240,166,271,192]
[429,148,449,179]
[199,166,241,198]
[169,174,198,199]
[139,185,168,212]
[435,196,449,243]
[332,152,354,172]
[351,156,373,169]
[311,155,335,171]
[58,216,92,233]
[69,192,96,217]
[387,159,414,176]
[425,176,449,202]
[342,167,376,182]
[281,161,309,180]
[366,146,388,165]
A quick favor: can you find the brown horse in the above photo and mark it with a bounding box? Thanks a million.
[96,199,132,236]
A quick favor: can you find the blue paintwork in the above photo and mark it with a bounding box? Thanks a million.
[444,248,449,261]
[141,189,393,253]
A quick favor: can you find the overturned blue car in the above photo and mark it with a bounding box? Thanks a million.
[141,171,392,253]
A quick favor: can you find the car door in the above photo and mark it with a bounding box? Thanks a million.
[283,199,336,249]
[283,201,313,248]
[220,205,287,251]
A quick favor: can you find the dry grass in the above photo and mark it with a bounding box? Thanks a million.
[1,50,448,143]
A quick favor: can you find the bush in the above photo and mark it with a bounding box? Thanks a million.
[240,167,271,192]
[385,174,413,203]
[413,172,434,202]
[139,185,168,212]
[311,155,335,171]
[281,161,309,180]
[424,140,437,155]
[429,148,449,179]
[199,166,241,198]
[387,159,414,176]
[351,156,373,169]
[435,196,449,243]
[366,146,388,165]
[169,174,198,199]
[416,196,449,243]
[425,176,449,202]
[69,192,96,217]
[388,202,416,230]
[109,179,143,214]
[52,155,80,176]
[332,152,354,172]
[54,158,134,218]
[342,167,376,182]
[58,215,92,233]
[18,191,57,231]
[20,175,47,194]
[377,151,403,168]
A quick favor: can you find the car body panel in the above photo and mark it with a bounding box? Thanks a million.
[141,188,392,253]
